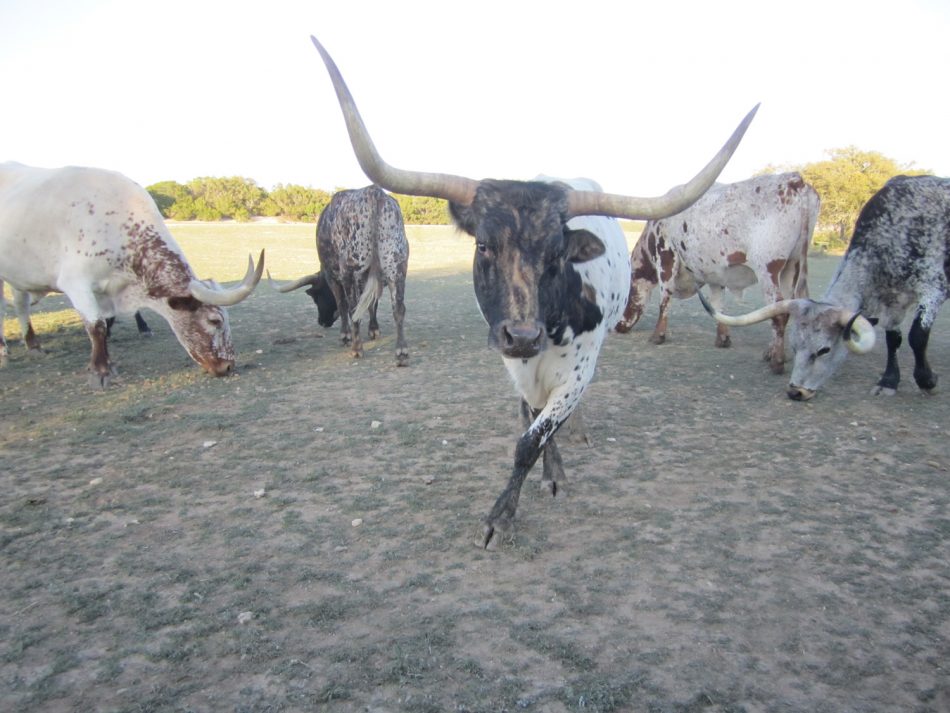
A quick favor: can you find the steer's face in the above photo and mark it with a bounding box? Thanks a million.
[165,295,235,376]
[451,181,605,359]
[786,303,850,400]
[304,273,339,327]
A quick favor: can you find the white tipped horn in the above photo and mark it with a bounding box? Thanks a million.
[268,270,321,294]
[696,288,796,326]
[840,312,876,354]
[190,249,265,307]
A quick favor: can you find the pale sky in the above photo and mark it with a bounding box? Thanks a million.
[1,0,948,198]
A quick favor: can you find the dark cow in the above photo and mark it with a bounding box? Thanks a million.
[311,35,757,546]
[269,185,409,366]
[616,173,818,374]
[0,162,264,386]
[699,174,949,400]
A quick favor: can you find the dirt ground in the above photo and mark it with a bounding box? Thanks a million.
[1,250,948,712]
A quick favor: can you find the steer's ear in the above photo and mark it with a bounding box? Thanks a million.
[565,229,606,263]
[168,296,202,312]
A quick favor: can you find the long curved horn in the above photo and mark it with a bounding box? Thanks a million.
[696,288,796,326]
[840,312,876,354]
[566,105,759,220]
[190,250,265,307]
[267,270,320,294]
[311,35,479,206]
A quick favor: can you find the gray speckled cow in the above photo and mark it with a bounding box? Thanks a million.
[270,185,409,365]
[700,174,949,400]
[311,34,758,547]
[616,172,818,374]
[0,162,264,387]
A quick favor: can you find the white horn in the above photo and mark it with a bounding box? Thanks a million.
[696,288,796,326]
[268,270,321,294]
[190,250,265,306]
[840,312,876,354]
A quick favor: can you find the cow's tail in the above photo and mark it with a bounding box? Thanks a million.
[351,273,379,325]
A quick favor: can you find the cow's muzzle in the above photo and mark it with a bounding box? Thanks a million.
[787,384,816,401]
[496,320,545,359]
[200,358,235,377]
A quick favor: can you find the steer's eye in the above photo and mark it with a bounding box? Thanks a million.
[816,346,831,357]
[476,242,492,257]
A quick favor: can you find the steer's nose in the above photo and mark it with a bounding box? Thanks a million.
[498,320,545,359]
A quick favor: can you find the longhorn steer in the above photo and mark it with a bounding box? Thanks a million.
[699,174,949,400]
[616,173,817,374]
[269,185,409,365]
[310,35,757,547]
[0,162,264,386]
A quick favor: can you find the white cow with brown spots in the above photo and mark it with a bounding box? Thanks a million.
[0,162,263,387]
[615,172,818,374]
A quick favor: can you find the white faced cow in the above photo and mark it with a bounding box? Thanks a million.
[269,185,409,366]
[0,162,264,386]
[700,174,949,400]
[310,35,757,547]
[615,172,818,374]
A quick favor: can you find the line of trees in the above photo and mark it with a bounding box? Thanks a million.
[146,177,450,225]
[759,146,929,251]
[149,146,930,246]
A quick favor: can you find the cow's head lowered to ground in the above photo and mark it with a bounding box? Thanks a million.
[310,34,758,547]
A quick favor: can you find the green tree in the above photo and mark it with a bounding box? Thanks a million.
[262,184,332,222]
[393,194,450,225]
[188,176,266,221]
[759,147,929,250]
[146,180,192,218]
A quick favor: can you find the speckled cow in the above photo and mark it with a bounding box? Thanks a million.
[700,174,950,400]
[311,35,758,547]
[269,185,409,366]
[616,172,818,374]
[0,162,264,387]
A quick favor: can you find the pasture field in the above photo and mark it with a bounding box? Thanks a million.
[1,222,948,712]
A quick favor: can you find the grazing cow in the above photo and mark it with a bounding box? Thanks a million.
[0,162,264,386]
[269,185,409,366]
[616,173,818,374]
[311,35,757,547]
[699,174,949,400]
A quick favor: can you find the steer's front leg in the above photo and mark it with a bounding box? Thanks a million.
[482,424,548,549]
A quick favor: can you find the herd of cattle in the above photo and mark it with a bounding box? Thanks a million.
[1,35,948,545]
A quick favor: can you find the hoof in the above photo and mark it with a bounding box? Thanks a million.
[870,385,897,397]
[716,336,732,349]
[614,320,633,334]
[540,479,559,497]
[395,350,409,367]
[481,517,513,550]
[87,371,113,389]
[649,333,666,345]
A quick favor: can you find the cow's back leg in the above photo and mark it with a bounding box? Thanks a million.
[367,298,380,340]
[758,276,787,373]
[345,275,365,358]
[650,290,673,344]
[872,329,902,395]
[11,287,42,353]
[390,272,409,366]
[707,285,731,348]
[326,277,352,346]
[909,308,938,392]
